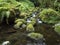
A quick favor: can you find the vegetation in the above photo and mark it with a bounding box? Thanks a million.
[0,0,35,24]
[39,8,60,24]
[0,0,60,45]
[54,0,60,12]
[54,23,60,35]
[27,32,43,40]
[14,22,23,29]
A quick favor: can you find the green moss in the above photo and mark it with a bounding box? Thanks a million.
[15,19,26,23]
[27,32,43,40]
[0,1,20,24]
[14,18,26,29]
[39,8,60,24]
[26,24,34,32]
[14,22,23,29]
[54,23,60,35]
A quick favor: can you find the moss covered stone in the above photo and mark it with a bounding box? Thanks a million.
[27,32,43,40]
[26,24,34,32]
[14,22,23,29]
[54,23,60,35]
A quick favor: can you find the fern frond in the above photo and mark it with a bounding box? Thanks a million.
[6,11,10,18]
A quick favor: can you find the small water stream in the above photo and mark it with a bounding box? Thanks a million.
[0,23,60,45]
[0,11,60,45]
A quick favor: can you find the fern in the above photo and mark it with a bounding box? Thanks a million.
[0,11,5,23]
[0,0,35,25]
[39,8,60,24]
[6,11,10,19]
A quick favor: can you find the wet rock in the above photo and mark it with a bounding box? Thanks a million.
[2,41,10,45]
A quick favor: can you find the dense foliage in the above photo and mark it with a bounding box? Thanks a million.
[26,24,34,32]
[39,8,60,24]
[0,0,35,24]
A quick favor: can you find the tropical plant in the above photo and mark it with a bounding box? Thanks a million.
[0,8,11,24]
[39,8,60,24]
[0,0,35,25]
[0,0,20,24]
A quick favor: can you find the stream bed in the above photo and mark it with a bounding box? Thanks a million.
[0,23,60,45]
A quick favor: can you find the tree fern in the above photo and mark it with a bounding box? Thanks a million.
[39,8,60,24]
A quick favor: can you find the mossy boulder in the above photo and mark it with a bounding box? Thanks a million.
[26,24,34,32]
[14,22,23,29]
[15,19,26,23]
[39,8,60,24]
[54,23,60,35]
[27,32,43,40]
[14,19,26,29]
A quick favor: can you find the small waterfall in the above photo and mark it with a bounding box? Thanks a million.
[22,24,26,28]
[26,19,31,23]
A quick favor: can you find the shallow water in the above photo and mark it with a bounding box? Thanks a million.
[0,12,60,45]
[0,23,60,45]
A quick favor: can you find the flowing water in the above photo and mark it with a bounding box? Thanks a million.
[0,22,60,45]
